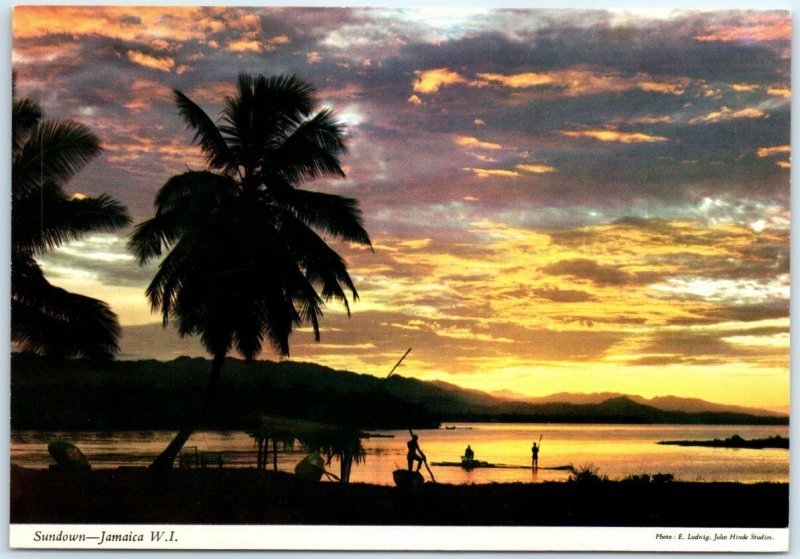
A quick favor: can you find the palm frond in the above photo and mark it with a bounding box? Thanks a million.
[266,110,347,184]
[12,96,42,158]
[271,186,371,247]
[173,89,232,171]
[12,120,101,198]
[12,256,121,360]
[13,183,131,256]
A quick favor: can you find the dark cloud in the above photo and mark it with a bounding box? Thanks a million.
[542,258,635,286]
[666,300,789,325]
[119,15,142,26]
[531,287,596,302]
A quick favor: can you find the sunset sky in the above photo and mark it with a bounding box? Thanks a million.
[12,7,790,408]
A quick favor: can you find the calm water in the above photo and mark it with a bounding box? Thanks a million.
[11,423,789,485]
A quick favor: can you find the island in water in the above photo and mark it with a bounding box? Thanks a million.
[658,435,788,449]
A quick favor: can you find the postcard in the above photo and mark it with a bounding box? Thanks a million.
[9,6,789,552]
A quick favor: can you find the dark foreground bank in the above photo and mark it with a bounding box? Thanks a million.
[11,467,788,527]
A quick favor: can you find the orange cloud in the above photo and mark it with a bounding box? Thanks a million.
[455,136,502,150]
[464,167,520,178]
[688,106,766,124]
[767,86,790,98]
[187,81,237,103]
[126,50,175,72]
[637,80,686,95]
[226,39,262,52]
[731,83,759,92]
[516,163,556,174]
[475,69,689,98]
[413,68,473,94]
[695,14,791,43]
[757,145,790,158]
[560,130,668,143]
[776,161,790,169]
[477,72,553,88]
[122,79,173,110]
[14,6,221,42]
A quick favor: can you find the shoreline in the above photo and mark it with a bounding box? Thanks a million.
[11,467,788,527]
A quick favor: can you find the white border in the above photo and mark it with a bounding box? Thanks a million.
[4,1,797,556]
[9,525,790,552]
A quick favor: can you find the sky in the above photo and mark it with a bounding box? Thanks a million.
[11,7,790,408]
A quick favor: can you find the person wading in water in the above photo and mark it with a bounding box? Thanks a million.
[531,441,540,470]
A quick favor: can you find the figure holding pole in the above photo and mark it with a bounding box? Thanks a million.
[532,434,542,471]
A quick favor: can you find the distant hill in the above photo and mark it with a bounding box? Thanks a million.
[10,353,788,431]
[485,389,784,417]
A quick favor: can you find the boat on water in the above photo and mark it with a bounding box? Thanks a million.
[430,457,494,470]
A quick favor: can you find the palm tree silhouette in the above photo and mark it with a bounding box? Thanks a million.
[129,74,372,470]
[12,74,131,360]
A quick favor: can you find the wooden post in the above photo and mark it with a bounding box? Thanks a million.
[272,438,278,472]
[257,437,263,470]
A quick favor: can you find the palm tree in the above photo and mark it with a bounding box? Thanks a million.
[12,74,131,360]
[129,74,372,470]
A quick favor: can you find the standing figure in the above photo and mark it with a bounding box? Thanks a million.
[464,445,474,461]
[407,434,425,471]
[531,442,540,470]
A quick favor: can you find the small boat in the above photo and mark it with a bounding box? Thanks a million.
[294,452,325,482]
[48,441,90,471]
[392,469,424,489]
[444,426,456,430]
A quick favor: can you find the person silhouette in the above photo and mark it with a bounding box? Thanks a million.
[531,442,540,470]
[407,434,424,471]
[464,445,474,461]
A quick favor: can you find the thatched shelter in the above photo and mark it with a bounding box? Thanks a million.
[250,415,367,483]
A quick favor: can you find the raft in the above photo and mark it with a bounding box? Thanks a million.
[431,460,572,471]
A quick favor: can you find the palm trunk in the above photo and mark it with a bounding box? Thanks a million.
[149,352,226,471]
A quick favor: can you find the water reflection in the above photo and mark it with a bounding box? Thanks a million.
[11,423,788,485]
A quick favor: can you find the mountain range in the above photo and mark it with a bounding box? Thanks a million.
[10,353,788,430]
[484,389,786,417]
